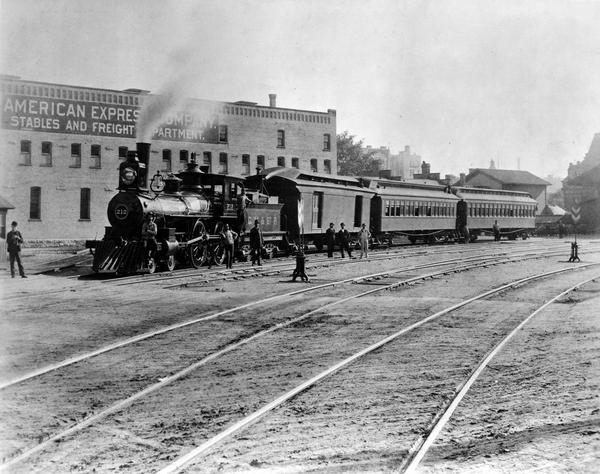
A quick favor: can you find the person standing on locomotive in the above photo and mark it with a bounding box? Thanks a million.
[358,223,371,259]
[249,219,264,266]
[220,223,238,269]
[325,222,336,258]
[337,222,353,258]
[237,190,252,234]
[141,212,158,262]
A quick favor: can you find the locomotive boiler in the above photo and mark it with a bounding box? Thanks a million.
[86,142,283,274]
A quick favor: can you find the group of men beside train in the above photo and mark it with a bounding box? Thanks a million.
[325,222,371,259]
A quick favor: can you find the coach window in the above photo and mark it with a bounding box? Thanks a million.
[71,143,82,168]
[203,152,212,172]
[400,200,405,216]
[323,133,331,151]
[312,192,323,229]
[395,201,401,216]
[277,130,285,148]
[354,196,363,227]
[218,153,228,174]
[414,202,420,217]
[218,125,228,143]
[277,156,285,167]
[80,188,91,220]
[426,202,432,216]
[384,200,390,217]
[179,150,188,166]
[162,150,172,172]
[118,146,128,162]
[292,157,299,169]
[90,144,101,169]
[310,159,318,172]
[324,159,331,174]
[242,154,250,175]
[20,140,31,166]
[390,200,395,216]
[30,187,41,220]
[41,142,52,167]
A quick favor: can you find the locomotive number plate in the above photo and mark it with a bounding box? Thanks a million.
[115,204,129,220]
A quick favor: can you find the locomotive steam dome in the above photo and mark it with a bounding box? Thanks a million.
[178,157,204,192]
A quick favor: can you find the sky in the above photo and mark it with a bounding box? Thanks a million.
[2,0,600,178]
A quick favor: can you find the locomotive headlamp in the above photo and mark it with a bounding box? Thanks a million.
[121,167,137,185]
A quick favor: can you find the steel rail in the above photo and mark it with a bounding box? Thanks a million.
[0,254,581,470]
[0,249,550,390]
[154,264,599,474]
[402,274,600,473]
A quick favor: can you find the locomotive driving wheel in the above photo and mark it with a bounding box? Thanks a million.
[162,254,176,272]
[188,219,208,269]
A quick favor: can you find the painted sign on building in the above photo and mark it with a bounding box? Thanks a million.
[1,92,223,143]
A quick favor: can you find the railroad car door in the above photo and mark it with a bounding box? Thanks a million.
[311,192,323,229]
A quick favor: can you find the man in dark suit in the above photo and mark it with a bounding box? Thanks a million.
[7,221,26,278]
[337,222,352,258]
[249,219,264,266]
[325,222,336,258]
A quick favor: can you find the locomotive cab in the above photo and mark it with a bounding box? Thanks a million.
[118,143,149,191]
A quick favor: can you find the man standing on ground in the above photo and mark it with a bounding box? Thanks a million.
[337,222,352,258]
[7,221,26,278]
[249,219,264,266]
[325,222,336,258]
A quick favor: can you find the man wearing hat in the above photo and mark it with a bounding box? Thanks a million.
[7,221,26,278]
[249,219,264,266]
[141,212,158,262]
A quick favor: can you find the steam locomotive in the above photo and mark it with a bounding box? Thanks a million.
[85,142,283,274]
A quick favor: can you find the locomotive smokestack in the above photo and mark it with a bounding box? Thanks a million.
[136,142,150,189]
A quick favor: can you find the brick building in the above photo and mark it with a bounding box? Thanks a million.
[0,75,336,239]
[461,168,550,214]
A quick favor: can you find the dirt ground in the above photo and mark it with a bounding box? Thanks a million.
[1,239,599,473]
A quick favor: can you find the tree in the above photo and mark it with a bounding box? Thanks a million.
[336,131,380,176]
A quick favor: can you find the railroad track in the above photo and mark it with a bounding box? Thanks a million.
[157,271,600,474]
[1,249,598,471]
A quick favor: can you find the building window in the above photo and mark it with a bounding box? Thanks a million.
[277,129,285,148]
[20,140,31,165]
[292,157,299,169]
[323,133,331,151]
[219,153,228,174]
[277,156,285,167]
[71,143,82,167]
[203,151,212,172]
[163,150,172,172]
[91,144,101,168]
[242,154,250,175]
[0,212,5,239]
[324,159,331,174]
[310,159,318,172]
[179,149,188,164]
[80,188,91,220]
[257,155,265,171]
[218,125,228,143]
[41,141,52,166]
[118,146,128,162]
[30,187,41,220]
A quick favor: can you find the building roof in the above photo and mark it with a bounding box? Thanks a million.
[540,204,566,216]
[466,169,551,186]
[564,163,600,186]
[0,195,15,209]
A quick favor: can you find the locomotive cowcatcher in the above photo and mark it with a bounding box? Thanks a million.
[85,142,284,274]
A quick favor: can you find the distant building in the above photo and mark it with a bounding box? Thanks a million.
[367,145,422,179]
[461,168,551,214]
[1,75,336,239]
[562,134,600,231]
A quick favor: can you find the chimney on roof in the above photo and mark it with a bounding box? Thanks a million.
[490,159,496,169]
[269,94,277,108]
[405,145,410,154]
[421,161,431,175]
[459,173,466,186]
